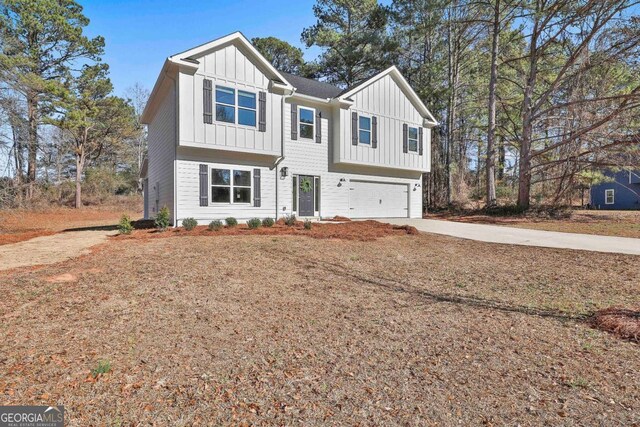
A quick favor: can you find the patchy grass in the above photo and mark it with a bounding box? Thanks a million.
[430,209,640,238]
[0,233,638,425]
[0,196,141,245]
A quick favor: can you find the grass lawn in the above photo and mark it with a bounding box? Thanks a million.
[1,232,638,425]
[430,209,640,239]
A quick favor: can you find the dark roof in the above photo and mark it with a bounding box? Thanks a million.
[280,72,343,99]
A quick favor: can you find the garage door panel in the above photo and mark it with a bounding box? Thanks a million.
[349,181,408,218]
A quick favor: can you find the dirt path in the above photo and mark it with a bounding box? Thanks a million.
[0,230,116,271]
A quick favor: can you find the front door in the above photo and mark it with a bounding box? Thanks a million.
[298,175,315,217]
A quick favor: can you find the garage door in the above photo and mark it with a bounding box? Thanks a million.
[349,181,409,218]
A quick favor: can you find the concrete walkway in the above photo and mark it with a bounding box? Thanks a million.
[381,218,640,256]
[0,230,116,271]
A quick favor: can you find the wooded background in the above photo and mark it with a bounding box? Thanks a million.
[1,0,639,211]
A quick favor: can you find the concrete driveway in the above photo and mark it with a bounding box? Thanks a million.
[381,218,640,256]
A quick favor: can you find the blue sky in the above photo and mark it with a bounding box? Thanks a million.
[81,0,323,97]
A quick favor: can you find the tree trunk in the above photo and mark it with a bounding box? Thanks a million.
[75,152,84,209]
[485,0,500,207]
[517,17,540,210]
[26,91,38,189]
[497,136,505,181]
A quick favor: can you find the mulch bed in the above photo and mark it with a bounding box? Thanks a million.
[116,220,419,242]
[592,307,640,343]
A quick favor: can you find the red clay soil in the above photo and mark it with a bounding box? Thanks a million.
[322,215,352,222]
[592,307,640,343]
[0,230,56,245]
[116,220,418,242]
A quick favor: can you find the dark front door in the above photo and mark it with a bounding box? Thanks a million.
[298,175,315,216]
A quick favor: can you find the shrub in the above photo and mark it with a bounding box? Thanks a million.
[208,220,223,231]
[91,360,111,378]
[182,217,198,231]
[154,206,171,231]
[118,214,133,235]
[262,217,275,227]
[304,219,312,230]
[284,214,297,226]
[247,218,261,229]
[225,217,238,227]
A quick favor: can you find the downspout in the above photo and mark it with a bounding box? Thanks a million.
[274,88,296,220]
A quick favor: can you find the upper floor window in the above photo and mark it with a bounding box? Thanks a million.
[359,116,371,145]
[299,107,315,139]
[211,168,252,204]
[215,86,256,127]
[605,189,615,205]
[408,126,419,152]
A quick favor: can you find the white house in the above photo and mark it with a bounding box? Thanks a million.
[141,32,438,225]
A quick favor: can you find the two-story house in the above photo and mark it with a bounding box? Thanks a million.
[140,32,438,225]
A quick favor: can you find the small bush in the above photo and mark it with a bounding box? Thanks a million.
[182,217,198,231]
[262,217,275,227]
[247,218,261,229]
[154,206,171,231]
[225,217,238,227]
[304,219,312,230]
[91,360,111,378]
[284,214,297,226]
[118,214,133,235]
[208,220,223,231]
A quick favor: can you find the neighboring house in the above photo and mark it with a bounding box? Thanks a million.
[141,32,437,225]
[590,169,640,210]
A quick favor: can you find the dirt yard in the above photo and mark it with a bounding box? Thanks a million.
[1,231,638,425]
[431,209,640,239]
[0,197,141,245]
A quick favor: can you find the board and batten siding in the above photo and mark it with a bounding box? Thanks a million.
[335,74,431,172]
[280,100,423,219]
[146,80,176,220]
[175,147,276,223]
[178,43,282,156]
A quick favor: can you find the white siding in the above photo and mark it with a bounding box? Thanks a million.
[279,100,423,219]
[178,43,282,156]
[336,74,430,172]
[175,147,277,223]
[146,80,176,220]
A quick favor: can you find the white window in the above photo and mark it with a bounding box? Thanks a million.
[215,86,256,127]
[408,126,418,152]
[359,116,371,145]
[605,189,615,205]
[299,107,315,139]
[211,168,251,204]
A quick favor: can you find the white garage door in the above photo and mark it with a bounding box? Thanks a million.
[349,181,409,218]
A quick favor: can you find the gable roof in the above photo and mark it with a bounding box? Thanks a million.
[280,72,343,99]
[170,31,292,87]
[338,66,438,126]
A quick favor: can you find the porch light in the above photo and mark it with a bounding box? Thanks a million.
[280,167,289,178]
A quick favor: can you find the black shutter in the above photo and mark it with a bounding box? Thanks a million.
[291,103,298,140]
[315,111,322,144]
[258,91,266,132]
[351,111,358,146]
[402,123,408,153]
[203,79,212,124]
[372,116,378,149]
[253,168,261,207]
[419,127,424,155]
[199,164,208,206]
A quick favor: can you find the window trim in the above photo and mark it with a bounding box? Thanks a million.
[358,115,372,146]
[298,106,315,141]
[408,126,419,153]
[605,189,615,205]
[210,167,253,205]
[214,85,257,129]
